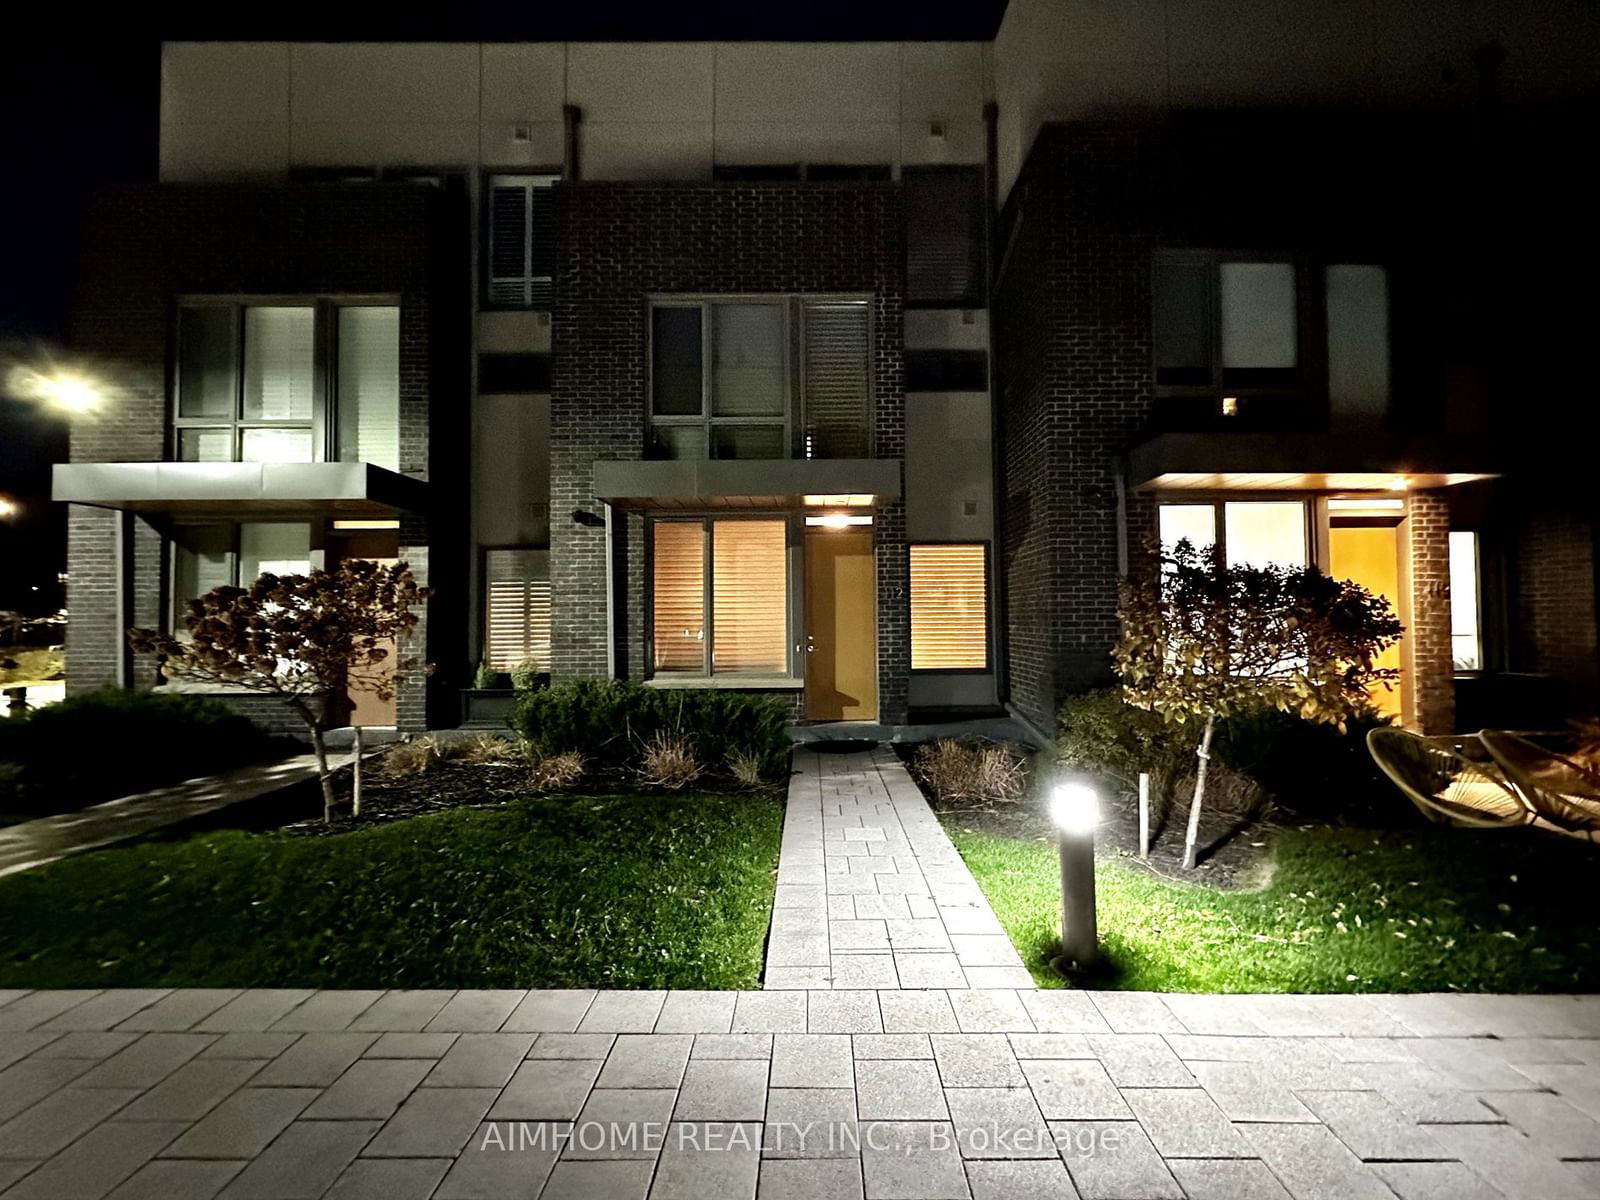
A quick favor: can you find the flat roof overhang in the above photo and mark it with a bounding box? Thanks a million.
[1127,432,1500,492]
[593,458,902,511]
[52,462,430,517]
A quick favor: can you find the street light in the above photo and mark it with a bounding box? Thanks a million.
[1049,780,1099,970]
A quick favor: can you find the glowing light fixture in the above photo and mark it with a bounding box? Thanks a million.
[1050,782,1099,837]
[1221,396,1240,417]
[331,519,402,530]
[9,366,106,415]
[802,494,874,508]
[0,496,18,520]
[1049,781,1100,970]
[806,513,872,528]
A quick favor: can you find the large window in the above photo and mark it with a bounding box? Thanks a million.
[648,298,870,460]
[909,544,989,670]
[172,522,313,616]
[1449,531,1483,671]
[651,518,790,677]
[484,549,552,673]
[1325,264,1390,421]
[1158,500,1308,569]
[485,174,558,309]
[175,301,399,469]
[904,166,984,308]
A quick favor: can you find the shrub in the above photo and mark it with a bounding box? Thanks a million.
[472,661,508,690]
[726,750,765,789]
[510,660,549,693]
[512,679,790,779]
[639,731,701,789]
[528,749,585,793]
[912,739,1026,806]
[458,732,522,765]
[1057,689,1196,797]
[0,687,286,818]
[381,735,447,778]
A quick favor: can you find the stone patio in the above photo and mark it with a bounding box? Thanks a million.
[1,987,1598,1198]
[769,748,1031,990]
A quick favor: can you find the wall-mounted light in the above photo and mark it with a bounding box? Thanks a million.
[572,510,606,528]
[1327,498,1405,512]
[1049,781,1100,970]
[0,496,18,520]
[331,519,402,531]
[806,513,872,529]
[8,366,105,416]
[1221,396,1240,417]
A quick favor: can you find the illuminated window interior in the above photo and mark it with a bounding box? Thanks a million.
[1449,531,1483,671]
[1158,500,1308,569]
[652,519,789,675]
[909,544,988,670]
[485,549,552,673]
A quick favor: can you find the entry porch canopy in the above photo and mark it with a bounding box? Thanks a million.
[593,458,902,511]
[52,461,430,517]
[1127,431,1499,492]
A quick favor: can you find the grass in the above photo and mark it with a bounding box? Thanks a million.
[0,790,783,990]
[948,821,1600,993]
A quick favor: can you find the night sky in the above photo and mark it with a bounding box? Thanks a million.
[0,4,1007,617]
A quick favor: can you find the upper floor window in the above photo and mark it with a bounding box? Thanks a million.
[175,301,399,470]
[486,174,558,309]
[1325,264,1390,422]
[648,297,871,460]
[904,166,985,309]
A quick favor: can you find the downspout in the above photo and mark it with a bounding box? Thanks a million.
[114,511,132,688]
[563,104,583,182]
[603,501,616,679]
[983,99,1009,705]
[1113,463,1130,580]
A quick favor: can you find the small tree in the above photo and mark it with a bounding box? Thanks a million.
[130,560,428,820]
[1114,539,1403,868]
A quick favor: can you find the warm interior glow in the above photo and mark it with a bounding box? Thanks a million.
[807,513,872,528]
[1327,498,1405,511]
[331,519,402,530]
[1221,396,1239,417]
[909,544,988,669]
[1050,782,1099,836]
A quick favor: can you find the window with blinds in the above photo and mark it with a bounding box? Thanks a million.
[909,544,989,670]
[904,167,985,308]
[484,549,553,673]
[802,300,871,458]
[487,174,558,309]
[652,519,790,676]
[336,306,400,471]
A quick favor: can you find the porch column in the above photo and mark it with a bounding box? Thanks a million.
[1405,491,1455,734]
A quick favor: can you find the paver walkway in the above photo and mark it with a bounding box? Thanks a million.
[0,987,1597,1199]
[770,748,1031,990]
[0,755,321,878]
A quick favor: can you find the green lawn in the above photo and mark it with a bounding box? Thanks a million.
[948,822,1600,993]
[0,791,782,990]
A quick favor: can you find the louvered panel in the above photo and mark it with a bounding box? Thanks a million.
[802,300,870,459]
[336,306,400,470]
[488,182,531,308]
[652,522,706,672]
[485,550,552,672]
[910,544,989,670]
[527,184,557,310]
[711,520,788,674]
[242,306,315,420]
[904,168,984,307]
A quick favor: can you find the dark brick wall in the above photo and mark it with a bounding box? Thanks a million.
[1512,503,1599,695]
[66,182,469,731]
[549,182,907,720]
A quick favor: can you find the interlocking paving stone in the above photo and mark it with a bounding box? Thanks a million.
[0,989,101,1031]
[433,1123,557,1199]
[961,967,1036,989]
[302,1058,431,1120]
[116,990,240,1034]
[732,992,807,1033]
[1085,991,1184,1035]
[891,955,968,991]
[252,1031,377,1086]
[218,1118,379,1198]
[832,956,901,990]
[964,1159,1078,1199]
[649,1121,761,1199]
[764,1089,858,1158]
[2,1119,187,1200]
[540,1158,655,1198]
[768,967,837,990]
[266,990,383,1032]
[1018,1060,1129,1121]
[1512,1060,1600,1121]
[949,990,1034,1033]
[426,990,527,1032]
[78,1033,216,1089]
[879,991,959,1034]
[1119,1088,1253,1158]
[347,991,456,1033]
[165,1088,320,1158]
[859,1121,968,1200]
[1371,1160,1506,1200]
[759,1158,866,1200]
[197,1032,300,1060]
[118,1057,265,1122]
[0,1086,140,1159]
[103,1159,244,1200]
[854,1033,933,1059]
[1052,1120,1182,1200]
[38,989,170,1032]
[1397,1035,1546,1090]
[1082,1034,1193,1088]
[364,1087,498,1157]
[1185,1060,1317,1123]
[808,991,883,1034]
[364,1032,458,1058]
[500,988,595,1034]
[194,990,315,1033]
[0,1031,59,1070]
[1167,1158,1292,1200]
[930,1034,1025,1088]
[673,1058,769,1121]
[772,1034,856,1089]
[0,1054,99,1122]
[653,990,736,1033]
[29,1030,138,1059]
[945,1087,1053,1158]
[529,1033,615,1059]
[1298,1088,1448,1160]
[855,1059,949,1121]
[323,1156,452,1200]
[1006,1034,1092,1060]
[1242,1122,1400,1200]
[566,1089,678,1159]
[425,1033,537,1087]
[1428,1122,1597,1200]
[490,1057,603,1120]
[595,1034,693,1089]
[691,1033,772,1059]
[1484,1088,1600,1157]
[1019,993,1110,1035]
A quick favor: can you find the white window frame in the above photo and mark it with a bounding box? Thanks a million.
[1155,497,1314,568]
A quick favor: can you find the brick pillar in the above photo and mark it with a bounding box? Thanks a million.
[395,516,429,734]
[1405,491,1455,734]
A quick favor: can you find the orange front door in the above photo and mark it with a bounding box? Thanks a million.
[1329,524,1405,721]
[804,529,877,721]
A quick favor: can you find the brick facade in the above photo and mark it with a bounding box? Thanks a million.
[65,183,468,733]
[1404,491,1455,735]
[1512,502,1599,696]
[549,182,908,720]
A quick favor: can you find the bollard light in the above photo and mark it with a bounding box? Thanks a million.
[1050,781,1100,970]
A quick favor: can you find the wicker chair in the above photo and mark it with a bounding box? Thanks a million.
[1480,730,1600,842]
[1366,728,1534,829]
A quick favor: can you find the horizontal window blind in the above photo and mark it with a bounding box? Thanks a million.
[337,306,400,470]
[712,520,787,674]
[485,549,552,673]
[652,523,706,672]
[904,167,984,307]
[910,544,988,670]
[802,300,870,458]
[487,176,557,309]
[242,306,315,421]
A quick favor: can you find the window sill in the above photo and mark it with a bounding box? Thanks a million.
[644,676,803,691]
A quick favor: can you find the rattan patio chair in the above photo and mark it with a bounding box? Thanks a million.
[1480,730,1600,842]
[1366,728,1535,829]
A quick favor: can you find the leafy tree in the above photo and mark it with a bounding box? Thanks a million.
[1114,539,1403,868]
[129,560,428,820]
